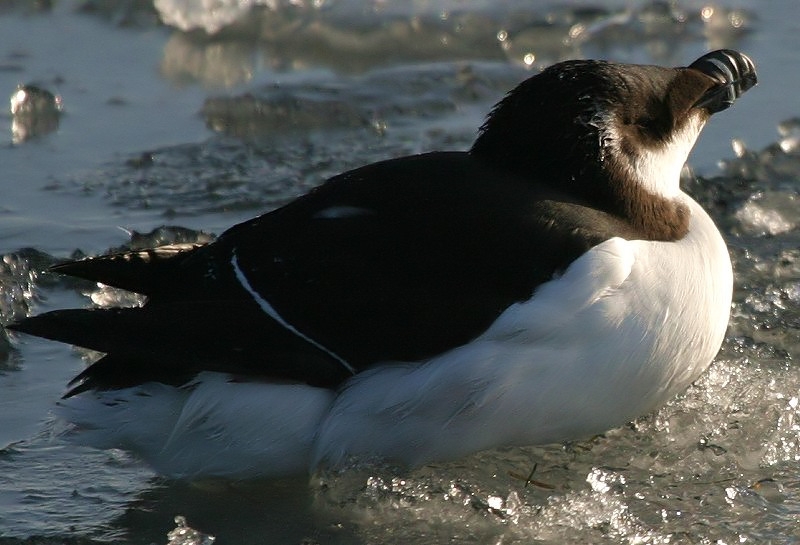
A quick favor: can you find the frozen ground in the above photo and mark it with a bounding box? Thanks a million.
[1,1,799,543]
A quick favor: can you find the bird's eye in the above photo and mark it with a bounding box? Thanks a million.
[634,115,668,143]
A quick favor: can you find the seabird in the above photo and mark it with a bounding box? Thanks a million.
[6,50,757,479]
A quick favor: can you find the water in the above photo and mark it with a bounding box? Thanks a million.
[1,0,799,543]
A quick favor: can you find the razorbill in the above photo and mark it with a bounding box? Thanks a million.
[7,50,757,479]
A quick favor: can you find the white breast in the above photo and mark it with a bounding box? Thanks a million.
[312,194,732,468]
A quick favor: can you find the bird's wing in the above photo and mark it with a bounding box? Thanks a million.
[187,152,635,370]
[9,152,637,390]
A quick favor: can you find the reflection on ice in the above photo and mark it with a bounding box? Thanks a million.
[166,515,215,545]
[9,84,62,144]
[735,199,795,236]
[154,1,753,85]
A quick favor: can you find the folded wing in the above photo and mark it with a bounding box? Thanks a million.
[8,152,638,393]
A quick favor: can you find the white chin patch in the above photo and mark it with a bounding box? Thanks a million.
[613,114,706,199]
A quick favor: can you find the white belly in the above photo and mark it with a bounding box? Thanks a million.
[312,195,732,468]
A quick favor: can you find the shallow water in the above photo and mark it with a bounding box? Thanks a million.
[1,0,800,543]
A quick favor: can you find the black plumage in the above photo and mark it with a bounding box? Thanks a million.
[6,50,756,397]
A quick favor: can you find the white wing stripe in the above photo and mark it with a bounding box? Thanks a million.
[230,251,357,375]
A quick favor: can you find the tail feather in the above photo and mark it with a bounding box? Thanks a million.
[7,301,351,393]
[64,354,196,398]
[7,307,194,396]
[7,307,142,354]
[50,243,202,295]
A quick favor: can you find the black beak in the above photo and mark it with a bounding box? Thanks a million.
[689,49,757,114]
